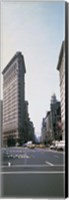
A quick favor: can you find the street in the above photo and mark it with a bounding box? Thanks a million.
[1,147,65,198]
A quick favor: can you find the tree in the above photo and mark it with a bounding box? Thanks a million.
[7,136,16,147]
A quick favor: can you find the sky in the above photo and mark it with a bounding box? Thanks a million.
[1,1,65,136]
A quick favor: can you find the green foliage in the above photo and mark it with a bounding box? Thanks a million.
[18,121,35,146]
[7,136,16,147]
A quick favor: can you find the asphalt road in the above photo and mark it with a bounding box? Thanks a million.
[1,147,65,198]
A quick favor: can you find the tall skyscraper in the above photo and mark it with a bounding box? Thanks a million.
[57,41,65,139]
[2,52,26,146]
[50,94,61,140]
[0,100,3,146]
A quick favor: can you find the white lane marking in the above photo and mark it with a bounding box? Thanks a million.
[17,154,29,159]
[3,154,30,159]
[0,171,65,174]
[0,164,64,168]
[46,161,54,166]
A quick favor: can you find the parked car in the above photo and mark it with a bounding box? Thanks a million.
[26,141,32,147]
[39,144,46,148]
[50,145,55,149]
[57,140,65,151]
[28,144,35,149]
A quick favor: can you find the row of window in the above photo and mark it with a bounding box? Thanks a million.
[3,87,18,96]
[3,75,24,88]
[3,86,23,99]
[3,97,18,105]
[3,102,18,109]
[3,116,18,122]
[3,77,18,90]
[3,80,18,91]
[60,90,65,100]
[3,108,22,116]
[60,73,65,86]
[3,126,18,133]
[61,102,65,112]
[3,92,24,103]
[3,97,24,108]
[4,84,18,93]
[4,62,17,79]
[3,110,18,116]
[3,103,22,110]
[3,71,24,88]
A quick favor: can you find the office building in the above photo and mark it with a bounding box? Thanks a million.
[41,117,46,143]
[45,111,52,143]
[2,52,26,146]
[57,41,65,139]
[0,100,3,146]
[41,111,52,144]
[50,93,61,140]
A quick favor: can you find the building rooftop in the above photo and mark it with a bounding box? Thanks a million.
[57,40,65,70]
[51,93,57,104]
[2,51,26,74]
[46,111,50,118]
